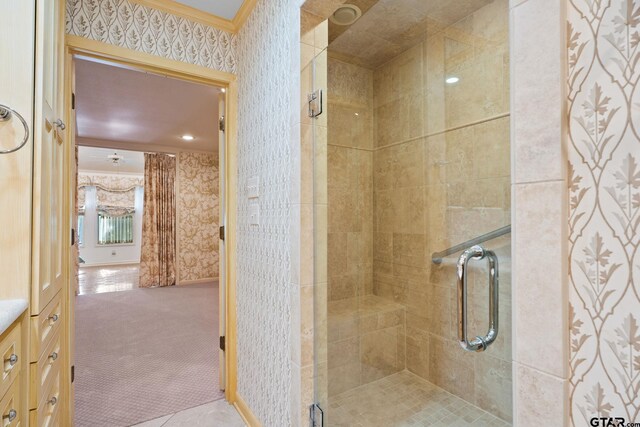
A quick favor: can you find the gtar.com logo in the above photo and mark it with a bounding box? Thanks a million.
[589,418,627,427]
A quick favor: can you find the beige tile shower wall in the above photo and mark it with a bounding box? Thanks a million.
[511,0,569,424]
[327,57,374,303]
[326,56,408,397]
[370,0,513,421]
[177,152,219,283]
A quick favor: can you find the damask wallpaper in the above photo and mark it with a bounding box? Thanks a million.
[177,152,219,282]
[568,1,640,423]
[236,0,298,424]
[65,0,237,74]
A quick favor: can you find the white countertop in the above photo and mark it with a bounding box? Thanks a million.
[0,299,28,335]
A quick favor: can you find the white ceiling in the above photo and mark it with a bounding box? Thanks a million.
[174,0,245,20]
[78,147,145,175]
[74,57,221,152]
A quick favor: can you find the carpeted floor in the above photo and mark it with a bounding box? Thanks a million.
[75,282,224,427]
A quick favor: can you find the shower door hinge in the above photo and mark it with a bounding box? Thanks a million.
[219,116,225,132]
[309,403,324,427]
[308,89,323,118]
[219,336,225,351]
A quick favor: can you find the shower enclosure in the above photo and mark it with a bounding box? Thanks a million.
[311,0,512,425]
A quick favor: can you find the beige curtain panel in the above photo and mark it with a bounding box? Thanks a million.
[139,153,177,288]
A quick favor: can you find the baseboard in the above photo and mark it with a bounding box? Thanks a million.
[234,393,261,427]
[179,277,217,285]
[80,261,140,268]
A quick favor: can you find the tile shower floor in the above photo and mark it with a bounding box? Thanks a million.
[328,371,510,427]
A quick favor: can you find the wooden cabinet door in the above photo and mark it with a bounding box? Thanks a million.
[0,0,35,306]
[32,0,64,315]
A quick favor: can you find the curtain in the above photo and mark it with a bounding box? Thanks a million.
[139,153,176,288]
[78,174,142,215]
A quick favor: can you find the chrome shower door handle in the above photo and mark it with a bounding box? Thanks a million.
[456,245,499,352]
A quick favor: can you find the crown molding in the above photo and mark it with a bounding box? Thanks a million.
[232,0,257,31]
[129,0,236,32]
[128,0,257,33]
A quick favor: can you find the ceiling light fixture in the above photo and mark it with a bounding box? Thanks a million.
[330,4,362,26]
[220,88,226,93]
[181,134,195,141]
[446,76,460,84]
[107,152,122,165]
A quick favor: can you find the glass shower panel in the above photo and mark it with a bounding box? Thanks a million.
[317,0,511,426]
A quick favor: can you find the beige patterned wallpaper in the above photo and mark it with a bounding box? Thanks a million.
[177,152,219,283]
[235,0,298,423]
[65,0,237,73]
[78,172,144,209]
[568,1,640,423]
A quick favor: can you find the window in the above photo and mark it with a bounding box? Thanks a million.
[77,214,84,246]
[97,213,134,245]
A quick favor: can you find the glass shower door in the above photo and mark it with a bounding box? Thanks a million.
[315,0,512,425]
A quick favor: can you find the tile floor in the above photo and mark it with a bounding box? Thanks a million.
[327,371,511,427]
[132,400,246,427]
[78,263,139,295]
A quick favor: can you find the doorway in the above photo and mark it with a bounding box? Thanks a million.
[65,46,237,426]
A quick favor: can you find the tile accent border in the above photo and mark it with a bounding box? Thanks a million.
[568,0,640,424]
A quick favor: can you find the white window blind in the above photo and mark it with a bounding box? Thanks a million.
[97,213,134,245]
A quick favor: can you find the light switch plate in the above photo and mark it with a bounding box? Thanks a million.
[248,176,259,199]
[249,203,260,225]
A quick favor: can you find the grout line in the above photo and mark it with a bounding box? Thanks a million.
[376,112,511,151]
[327,143,374,152]
[158,413,175,427]
[326,112,511,153]
[512,178,566,186]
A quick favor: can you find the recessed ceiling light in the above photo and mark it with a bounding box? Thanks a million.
[330,4,362,26]
[446,76,460,84]
[182,135,195,141]
[354,112,359,116]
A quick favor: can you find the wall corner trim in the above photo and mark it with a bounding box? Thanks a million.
[232,0,258,32]
[234,392,262,427]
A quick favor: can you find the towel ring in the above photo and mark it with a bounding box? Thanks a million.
[0,104,30,154]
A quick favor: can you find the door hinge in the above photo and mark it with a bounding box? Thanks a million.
[71,365,75,383]
[219,116,225,132]
[219,336,225,351]
[308,89,323,118]
[71,228,75,246]
[72,92,75,110]
[309,403,324,427]
[219,225,225,241]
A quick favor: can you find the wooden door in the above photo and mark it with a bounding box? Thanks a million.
[32,0,65,316]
